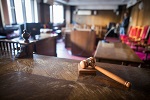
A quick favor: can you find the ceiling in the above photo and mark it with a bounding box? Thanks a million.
[54,0,138,10]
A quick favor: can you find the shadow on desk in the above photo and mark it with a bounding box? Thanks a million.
[0,71,75,100]
[0,54,150,99]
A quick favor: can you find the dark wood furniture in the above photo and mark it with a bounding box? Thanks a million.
[0,54,150,99]
[143,47,150,60]
[0,40,20,57]
[0,26,20,39]
[35,34,57,56]
[71,29,96,57]
[64,29,71,48]
[0,39,34,58]
[94,41,143,66]
[2,33,57,57]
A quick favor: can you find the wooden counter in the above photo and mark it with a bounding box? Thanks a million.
[0,55,150,99]
[94,41,143,66]
[34,34,57,56]
[71,29,96,57]
[11,33,58,57]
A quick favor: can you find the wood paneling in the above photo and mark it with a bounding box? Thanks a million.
[39,3,50,24]
[142,0,150,25]
[74,10,121,27]
[71,29,96,57]
[65,6,71,24]
[130,0,150,26]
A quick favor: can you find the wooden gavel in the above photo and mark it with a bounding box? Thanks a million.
[79,57,131,88]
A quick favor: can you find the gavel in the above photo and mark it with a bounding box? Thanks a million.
[79,57,131,88]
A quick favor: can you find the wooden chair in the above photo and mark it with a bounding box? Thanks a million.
[120,26,133,43]
[94,25,100,36]
[133,25,150,43]
[134,25,150,50]
[70,29,96,57]
[128,26,143,46]
[130,26,142,41]
[121,26,150,47]
[120,26,137,46]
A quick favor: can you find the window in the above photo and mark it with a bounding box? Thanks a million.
[50,5,53,23]
[53,5,64,24]
[25,0,32,23]
[34,0,38,23]
[7,0,38,24]
[14,0,24,24]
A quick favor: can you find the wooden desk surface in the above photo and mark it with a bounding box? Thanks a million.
[11,33,58,44]
[0,55,150,100]
[94,41,143,64]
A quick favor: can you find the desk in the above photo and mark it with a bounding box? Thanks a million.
[94,41,143,66]
[71,29,96,57]
[0,54,150,99]
[12,33,57,57]
[35,33,57,56]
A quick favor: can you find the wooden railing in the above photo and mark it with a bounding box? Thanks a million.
[0,39,33,58]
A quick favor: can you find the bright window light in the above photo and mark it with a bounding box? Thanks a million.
[53,5,64,24]
[25,0,32,23]
[34,0,38,23]
[50,5,53,23]
[14,0,24,24]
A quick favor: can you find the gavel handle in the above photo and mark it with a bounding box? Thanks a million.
[95,66,131,88]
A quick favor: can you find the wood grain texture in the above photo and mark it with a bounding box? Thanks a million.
[10,33,57,57]
[0,54,150,100]
[71,29,96,57]
[94,41,143,65]
[74,10,121,27]
[129,0,150,26]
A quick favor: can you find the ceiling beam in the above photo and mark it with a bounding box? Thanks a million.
[77,5,118,10]
[67,0,129,6]
[54,0,130,5]
[55,0,68,4]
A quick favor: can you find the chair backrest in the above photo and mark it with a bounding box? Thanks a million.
[129,27,137,38]
[0,40,20,57]
[135,26,142,39]
[94,26,100,35]
[141,25,150,40]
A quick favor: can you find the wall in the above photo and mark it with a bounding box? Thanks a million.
[0,0,50,25]
[73,10,121,27]
[0,9,3,27]
[39,2,50,24]
[65,6,71,25]
[1,0,10,25]
[129,0,150,26]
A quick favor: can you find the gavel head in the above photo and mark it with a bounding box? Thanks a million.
[80,57,96,69]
